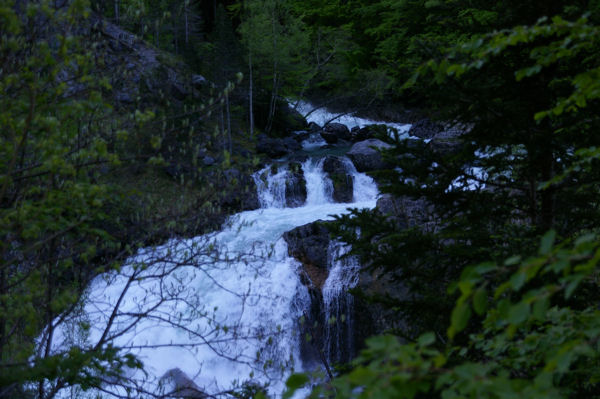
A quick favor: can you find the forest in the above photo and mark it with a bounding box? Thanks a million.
[1,0,600,398]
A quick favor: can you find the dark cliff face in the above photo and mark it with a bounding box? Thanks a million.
[282,221,378,366]
[282,188,440,366]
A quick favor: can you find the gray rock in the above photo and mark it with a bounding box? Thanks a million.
[160,368,205,398]
[428,126,466,155]
[347,139,392,172]
[409,118,444,139]
[282,136,302,152]
[284,162,307,208]
[292,130,310,142]
[283,222,331,289]
[352,124,387,142]
[256,135,301,158]
[322,156,353,203]
[376,194,435,230]
[256,134,288,158]
[320,130,338,144]
[323,122,351,141]
[307,121,321,132]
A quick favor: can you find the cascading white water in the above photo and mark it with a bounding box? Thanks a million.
[254,164,290,208]
[56,156,378,398]
[295,100,412,138]
[303,158,333,205]
[321,242,361,364]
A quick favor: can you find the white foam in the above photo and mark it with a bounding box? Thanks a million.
[295,100,412,138]
[53,157,379,398]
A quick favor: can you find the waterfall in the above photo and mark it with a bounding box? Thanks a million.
[54,154,378,398]
[254,164,289,208]
[303,158,333,205]
[322,242,361,364]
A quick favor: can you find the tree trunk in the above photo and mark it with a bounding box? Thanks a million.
[184,0,189,45]
[220,105,226,151]
[248,51,254,138]
[266,6,279,133]
[226,92,232,153]
[266,73,278,133]
[539,149,555,230]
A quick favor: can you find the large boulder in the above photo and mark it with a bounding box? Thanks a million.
[408,118,444,139]
[347,139,392,172]
[285,162,307,208]
[376,194,436,231]
[258,102,307,134]
[351,124,387,142]
[322,122,351,142]
[160,368,205,398]
[307,121,321,132]
[320,129,338,144]
[256,134,301,158]
[283,222,331,290]
[427,125,467,155]
[322,156,353,203]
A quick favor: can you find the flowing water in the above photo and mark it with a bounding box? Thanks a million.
[57,158,377,397]
[52,103,417,398]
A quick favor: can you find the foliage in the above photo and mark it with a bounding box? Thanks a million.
[288,231,600,398]
[233,0,312,132]
[284,5,600,399]
[0,0,135,396]
[0,1,250,397]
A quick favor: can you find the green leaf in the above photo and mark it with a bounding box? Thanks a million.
[449,302,471,338]
[532,296,549,320]
[509,272,527,291]
[539,230,556,255]
[284,373,310,397]
[508,301,530,325]
[418,332,436,347]
[472,288,488,315]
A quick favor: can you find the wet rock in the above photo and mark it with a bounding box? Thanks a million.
[408,118,444,139]
[285,162,307,208]
[322,156,353,203]
[353,270,411,343]
[347,139,392,172]
[351,124,387,142]
[323,122,351,141]
[292,130,310,142]
[283,222,331,289]
[282,136,302,152]
[160,368,206,398]
[427,125,466,155]
[376,194,435,230]
[320,130,338,144]
[307,121,321,132]
[268,103,307,134]
[256,134,300,158]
